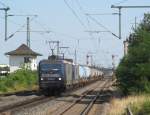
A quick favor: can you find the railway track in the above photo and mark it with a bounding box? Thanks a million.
[51,80,112,115]
[0,80,102,115]
[81,81,112,115]
[0,96,55,115]
[0,79,113,115]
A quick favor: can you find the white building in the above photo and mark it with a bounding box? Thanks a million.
[5,44,42,72]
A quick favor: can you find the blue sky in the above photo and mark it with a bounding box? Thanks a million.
[0,0,150,68]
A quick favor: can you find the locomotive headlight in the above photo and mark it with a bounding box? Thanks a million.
[41,78,43,80]
[58,78,62,80]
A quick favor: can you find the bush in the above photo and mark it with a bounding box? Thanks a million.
[0,69,38,93]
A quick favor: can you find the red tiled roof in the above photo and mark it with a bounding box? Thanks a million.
[5,44,42,56]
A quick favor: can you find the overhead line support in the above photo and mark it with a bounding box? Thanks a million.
[59,46,69,59]
[0,7,10,41]
[111,5,150,39]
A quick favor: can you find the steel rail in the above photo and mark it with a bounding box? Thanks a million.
[0,96,55,114]
[80,81,109,115]
[60,80,109,115]
[81,79,116,115]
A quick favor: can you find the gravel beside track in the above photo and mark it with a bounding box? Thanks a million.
[58,80,110,115]
[0,79,114,115]
[87,82,113,115]
[0,95,39,109]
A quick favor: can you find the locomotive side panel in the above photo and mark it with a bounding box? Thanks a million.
[64,63,73,86]
[72,64,79,85]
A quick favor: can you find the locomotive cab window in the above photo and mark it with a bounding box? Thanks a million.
[40,64,64,76]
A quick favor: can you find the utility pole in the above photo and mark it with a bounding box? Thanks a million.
[5,14,37,46]
[135,17,137,30]
[90,55,93,66]
[0,7,10,41]
[75,49,77,64]
[86,54,89,65]
[57,41,60,56]
[86,54,93,66]
[111,5,150,39]
[112,54,115,71]
[119,7,121,39]
[123,39,129,56]
[6,14,50,47]
[27,17,30,47]
[131,17,138,30]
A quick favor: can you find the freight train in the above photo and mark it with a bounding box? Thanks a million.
[38,55,103,95]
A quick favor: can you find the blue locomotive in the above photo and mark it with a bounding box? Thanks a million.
[38,55,103,95]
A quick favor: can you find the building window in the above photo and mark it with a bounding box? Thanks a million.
[24,57,31,63]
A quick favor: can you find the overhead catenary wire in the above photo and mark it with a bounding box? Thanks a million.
[0,16,24,38]
[75,0,85,14]
[6,16,37,41]
[33,19,51,32]
[87,15,120,39]
[114,0,129,5]
[0,16,27,27]
[33,19,93,53]
[33,1,101,63]
[33,1,99,55]
[75,0,99,52]
[33,19,81,40]
[74,0,94,37]
[64,0,87,29]
[33,19,92,44]
[0,1,8,7]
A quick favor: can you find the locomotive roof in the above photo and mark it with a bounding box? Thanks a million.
[39,59,73,64]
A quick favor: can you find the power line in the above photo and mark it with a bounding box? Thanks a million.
[0,7,10,41]
[74,0,99,50]
[0,1,8,7]
[0,16,25,26]
[33,19,84,41]
[33,19,51,33]
[114,0,129,5]
[75,1,103,51]
[75,0,84,13]
[87,15,119,39]
[64,0,86,28]
[33,13,99,54]
[6,16,37,40]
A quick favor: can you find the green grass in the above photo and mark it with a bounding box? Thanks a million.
[0,69,38,93]
[131,98,150,115]
[108,94,150,115]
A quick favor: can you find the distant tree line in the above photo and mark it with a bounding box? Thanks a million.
[116,13,150,95]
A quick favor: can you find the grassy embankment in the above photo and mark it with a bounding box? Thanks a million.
[0,69,38,94]
[108,13,150,115]
[108,94,150,115]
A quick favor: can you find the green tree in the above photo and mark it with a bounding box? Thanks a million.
[116,13,150,95]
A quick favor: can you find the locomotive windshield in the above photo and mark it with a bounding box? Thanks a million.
[40,64,63,75]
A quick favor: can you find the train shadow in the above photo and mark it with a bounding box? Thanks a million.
[55,89,114,105]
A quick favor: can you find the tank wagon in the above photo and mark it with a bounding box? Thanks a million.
[38,55,103,95]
